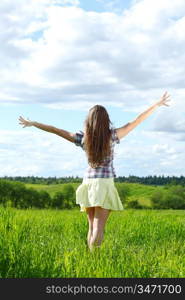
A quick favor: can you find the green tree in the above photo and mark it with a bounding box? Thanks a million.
[0,180,13,206]
[52,192,64,209]
[62,184,75,208]
[38,190,51,208]
[150,189,164,209]
[163,193,185,209]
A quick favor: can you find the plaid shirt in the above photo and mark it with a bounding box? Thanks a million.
[74,127,120,178]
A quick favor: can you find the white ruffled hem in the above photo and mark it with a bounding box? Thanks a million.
[76,178,124,212]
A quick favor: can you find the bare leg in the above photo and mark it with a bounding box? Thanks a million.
[86,207,95,248]
[89,206,111,252]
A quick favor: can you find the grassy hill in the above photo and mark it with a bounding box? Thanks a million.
[25,182,167,208]
[25,182,80,197]
[124,183,166,207]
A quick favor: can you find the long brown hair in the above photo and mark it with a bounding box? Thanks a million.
[83,105,113,168]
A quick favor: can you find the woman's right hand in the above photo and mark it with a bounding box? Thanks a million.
[19,116,33,128]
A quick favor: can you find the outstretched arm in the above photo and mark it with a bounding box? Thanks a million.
[18,116,75,143]
[116,91,171,140]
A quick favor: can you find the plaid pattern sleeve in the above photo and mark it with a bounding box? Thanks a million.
[112,128,120,144]
[74,131,84,148]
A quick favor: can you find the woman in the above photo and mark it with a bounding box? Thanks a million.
[19,91,171,251]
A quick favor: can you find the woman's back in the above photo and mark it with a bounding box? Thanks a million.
[74,127,120,178]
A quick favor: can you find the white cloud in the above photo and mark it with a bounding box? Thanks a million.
[0,0,185,177]
[0,129,86,177]
[152,143,176,155]
[1,0,185,111]
[1,127,184,178]
[114,129,185,176]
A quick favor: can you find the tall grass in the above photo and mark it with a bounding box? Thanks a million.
[0,206,184,278]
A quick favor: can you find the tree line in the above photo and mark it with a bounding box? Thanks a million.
[0,179,185,210]
[0,180,76,209]
[116,175,185,186]
[0,176,82,184]
[1,175,185,185]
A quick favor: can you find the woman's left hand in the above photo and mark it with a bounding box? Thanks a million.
[157,91,171,107]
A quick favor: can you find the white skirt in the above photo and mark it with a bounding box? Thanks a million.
[76,177,124,212]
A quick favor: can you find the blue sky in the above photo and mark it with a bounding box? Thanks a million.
[73,0,132,13]
[0,0,185,177]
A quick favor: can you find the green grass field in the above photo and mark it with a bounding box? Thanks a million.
[0,206,184,278]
